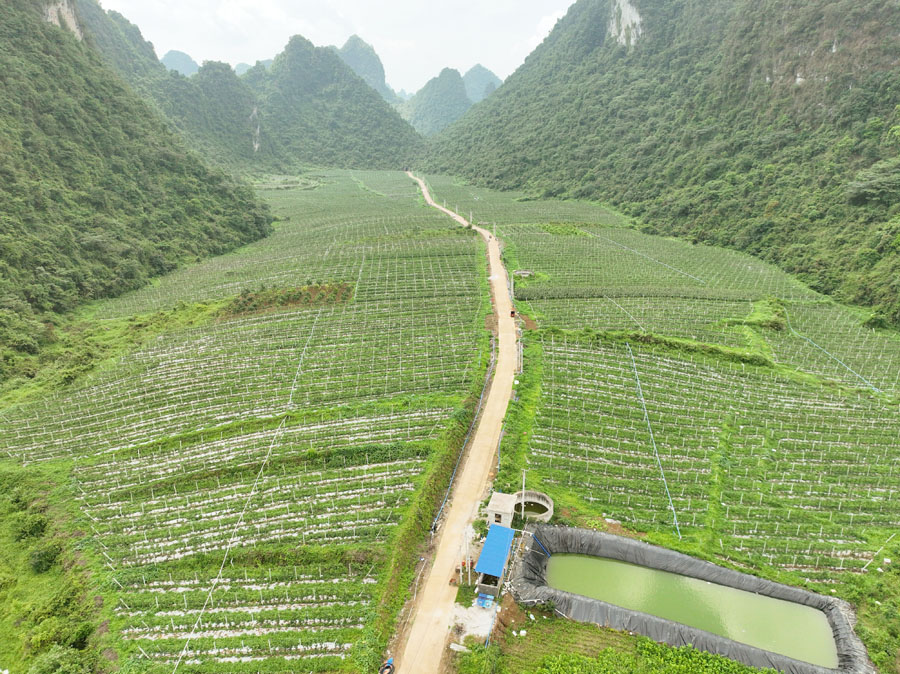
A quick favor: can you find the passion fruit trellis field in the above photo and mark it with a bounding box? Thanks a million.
[530,336,900,575]
[1,171,494,671]
[416,176,900,582]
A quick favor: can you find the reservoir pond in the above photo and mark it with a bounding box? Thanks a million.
[546,554,838,667]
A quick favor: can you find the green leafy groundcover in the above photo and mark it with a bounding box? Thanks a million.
[459,639,777,674]
[0,460,104,673]
[527,640,778,674]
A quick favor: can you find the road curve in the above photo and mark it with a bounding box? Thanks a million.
[396,172,518,671]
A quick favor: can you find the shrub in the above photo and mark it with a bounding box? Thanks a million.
[12,512,48,541]
[26,646,92,674]
[29,542,62,574]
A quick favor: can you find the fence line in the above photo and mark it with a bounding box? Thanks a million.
[626,343,682,540]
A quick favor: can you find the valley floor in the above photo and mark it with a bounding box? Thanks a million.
[1,171,898,673]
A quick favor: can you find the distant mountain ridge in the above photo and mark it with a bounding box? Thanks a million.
[235,59,272,75]
[161,49,199,76]
[335,35,399,104]
[428,0,900,324]
[75,1,421,169]
[462,64,501,103]
[400,68,472,136]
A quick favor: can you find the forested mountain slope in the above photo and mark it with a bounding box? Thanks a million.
[250,35,421,167]
[76,0,421,170]
[428,0,900,324]
[462,64,501,103]
[400,68,472,136]
[335,35,399,103]
[0,0,271,381]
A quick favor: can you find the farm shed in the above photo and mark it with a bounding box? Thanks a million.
[475,524,515,598]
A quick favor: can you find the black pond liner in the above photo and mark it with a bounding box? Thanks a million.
[511,525,876,674]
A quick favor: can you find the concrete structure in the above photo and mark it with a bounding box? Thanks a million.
[486,492,517,528]
[513,489,555,523]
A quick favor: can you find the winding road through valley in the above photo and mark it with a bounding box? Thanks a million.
[396,173,518,672]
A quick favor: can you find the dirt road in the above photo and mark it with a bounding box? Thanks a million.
[395,173,518,671]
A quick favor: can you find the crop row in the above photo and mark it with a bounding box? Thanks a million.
[528,336,900,570]
[4,171,492,668]
[2,297,480,462]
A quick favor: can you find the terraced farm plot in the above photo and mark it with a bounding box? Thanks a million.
[96,171,464,317]
[531,297,752,348]
[492,219,897,395]
[528,336,900,574]
[2,299,482,463]
[507,224,819,302]
[768,301,900,395]
[422,174,625,226]
[1,170,489,671]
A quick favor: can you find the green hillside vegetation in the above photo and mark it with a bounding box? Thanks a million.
[251,35,421,167]
[336,34,399,103]
[235,59,273,75]
[75,0,421,171]
[462,64,501,103]
[160,49,199,76]
[0,0,271,384]
[71,0,162,83]
[401,68,473,136]
[428,0,900,325]
[0,460,104,673]
[151,61,279,167]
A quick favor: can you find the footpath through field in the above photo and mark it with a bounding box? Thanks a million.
[397,173,518,671]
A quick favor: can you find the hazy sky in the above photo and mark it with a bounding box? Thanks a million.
[96,0,574,93]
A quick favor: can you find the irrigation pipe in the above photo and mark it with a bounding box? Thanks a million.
[174,306,324,672]
[604,295,647,332]
[431,336,497,532]
[171,416,287,673]
[862,532,896,571]
[626,343,682,540]
[584,230,705,284]
[288,307,324,407]
[784,309,882,394]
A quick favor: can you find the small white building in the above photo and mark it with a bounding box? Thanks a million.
[486,492,517,528]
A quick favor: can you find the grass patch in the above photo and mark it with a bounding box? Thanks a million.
[456,583,478,607]
[0,460,104,673]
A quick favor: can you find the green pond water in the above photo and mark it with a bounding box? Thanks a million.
[522,501,548,515]
[546,555,838,667]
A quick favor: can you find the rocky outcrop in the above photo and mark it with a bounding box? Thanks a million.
[44,0,83,40]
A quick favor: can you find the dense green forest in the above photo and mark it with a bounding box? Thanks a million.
[0,0,271,383]
[462,64,501,104]
[335,35,400,104]
[401,67,473,136]
[252,35,421,167]
[75,0,422,171]
[428,0,900,324]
